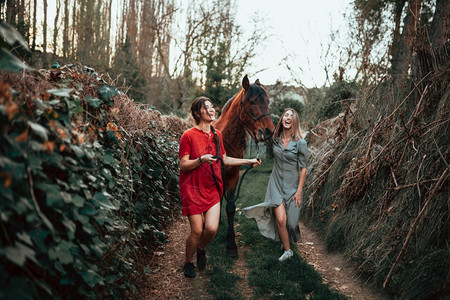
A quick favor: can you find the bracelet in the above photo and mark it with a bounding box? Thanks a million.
[198,156,203,164]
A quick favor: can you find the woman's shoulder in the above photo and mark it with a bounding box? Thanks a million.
[295,138,307,151]
[182,127,198,136]
[292,136,307,145]
[180,127,197,141]
[298,138,307,145]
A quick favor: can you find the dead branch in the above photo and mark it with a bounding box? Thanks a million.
[307,132,361,188]
[365,115,382,160]
[407,85,429,132]
[393,178,439,190]
[383,166,449,288]
[390,166,399,187]
[416,155,426,201]
[433,136,449,168]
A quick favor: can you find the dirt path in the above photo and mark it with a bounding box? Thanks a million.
[136,217,390,299]
[298,222,390,300]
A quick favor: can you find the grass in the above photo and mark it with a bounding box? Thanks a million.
[206,157,347,299]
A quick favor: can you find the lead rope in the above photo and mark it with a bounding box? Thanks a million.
[211,141,260,203]
[234,141,259,202]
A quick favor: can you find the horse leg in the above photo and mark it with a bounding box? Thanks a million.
[225,192,238,257]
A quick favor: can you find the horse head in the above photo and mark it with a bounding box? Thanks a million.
[239,75,274,142]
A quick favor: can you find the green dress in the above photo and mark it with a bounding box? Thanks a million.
[243,136,308,243]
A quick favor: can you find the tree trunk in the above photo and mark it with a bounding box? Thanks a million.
[32,0,37,51]
[63,0,69,58]
[411,0,449,80]
[43,0,48,65]
[412,0,450,117]
[428,0,450,70]
[53,0,60,56]
[126,0,138,59]
[6,0,16,25]
[389,0,423,78]
[139,0,155,78]
[71,0,77,59]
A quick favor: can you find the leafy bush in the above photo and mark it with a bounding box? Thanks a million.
[305,81,358,125]
[0,65,183,298]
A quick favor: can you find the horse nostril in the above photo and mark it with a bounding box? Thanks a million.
[265,128,273,138]
[257,129,264,140]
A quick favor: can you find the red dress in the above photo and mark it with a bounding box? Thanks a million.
[179,127,226,215]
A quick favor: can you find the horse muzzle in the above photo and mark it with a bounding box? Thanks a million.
[256,127,273,142]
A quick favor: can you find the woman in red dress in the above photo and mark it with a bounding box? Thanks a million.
[179,96,261,278]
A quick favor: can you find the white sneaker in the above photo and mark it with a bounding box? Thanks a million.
[278,249,293,261]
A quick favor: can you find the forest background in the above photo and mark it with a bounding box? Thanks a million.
[0,0,448,299]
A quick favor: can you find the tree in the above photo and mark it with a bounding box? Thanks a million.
[111,35,147,103]
[182,0,268,108]
[53,0,60,55]
[43,0,47,64]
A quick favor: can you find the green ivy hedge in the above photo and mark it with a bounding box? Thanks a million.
[0,69,180,299]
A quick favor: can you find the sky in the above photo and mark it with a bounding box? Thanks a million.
[234,0,352,87]
[41,0,353,88]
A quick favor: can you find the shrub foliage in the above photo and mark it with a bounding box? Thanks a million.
[0,66,188,298]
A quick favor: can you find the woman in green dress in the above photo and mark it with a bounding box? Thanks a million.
[243,108,307,261]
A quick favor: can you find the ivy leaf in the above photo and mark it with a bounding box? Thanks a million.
[4,242,36,266]
[103,152,117,165]
[98,84,118,101]
[0,22,30,50]
[33,98,49,110]
[86,95,102,108]
[93,191,117,210]
[61,192,72,204]
[82,270,104,287]
[16,232,33,246]
[48,240,74,264]
[37,183,63,206]
[0,48,32,73]
[47,88,73,98]
[60,277,75,285]
[72,194,85,207]
[27,121,49,141]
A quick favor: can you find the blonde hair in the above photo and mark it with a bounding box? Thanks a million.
[273,108,303,141]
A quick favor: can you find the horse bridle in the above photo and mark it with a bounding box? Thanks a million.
[239,94,270,141]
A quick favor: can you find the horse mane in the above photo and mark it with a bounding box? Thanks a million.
[220,82,268,115]
[220,93,238,115]
[246,82,268,101]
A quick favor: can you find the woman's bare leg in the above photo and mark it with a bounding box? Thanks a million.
[198,202,220,250]
[186,213,204,262]
[274,203,290,250]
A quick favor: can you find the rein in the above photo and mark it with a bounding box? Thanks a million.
[210,142,260,203]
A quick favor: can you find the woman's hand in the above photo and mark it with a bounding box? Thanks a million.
[293,190,302,208]
[248,158,261,167]
[200,154,217,164]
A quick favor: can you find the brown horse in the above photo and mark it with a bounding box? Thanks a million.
[214,75,274,257]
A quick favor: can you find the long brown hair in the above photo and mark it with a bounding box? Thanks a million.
[190,96,221,156]
[190,96,209,124]
[273,108,303,141]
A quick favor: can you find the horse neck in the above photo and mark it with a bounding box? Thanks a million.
[215,89,248,157]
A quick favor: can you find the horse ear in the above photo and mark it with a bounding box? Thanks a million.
[242,75,250,91]
[255,79,260,85]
